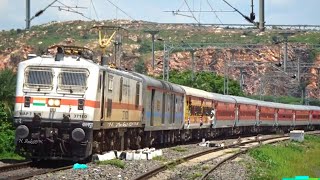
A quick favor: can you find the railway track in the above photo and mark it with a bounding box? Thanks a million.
[0,161,73,180]
[134,134,291,180]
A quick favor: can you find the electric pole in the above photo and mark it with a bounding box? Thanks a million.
[259,0,265,31]
[144,30,159,70]
[26,0,31,29]
[191,49,196,82]
[279,32,295,72]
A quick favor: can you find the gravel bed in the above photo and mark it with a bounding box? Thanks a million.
[0,161,6,167]
[27,144,210,180]
[27,134,270,180]
[206,154,255,180]
[28,160,161,180]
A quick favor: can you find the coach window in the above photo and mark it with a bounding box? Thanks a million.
[108,75,113,91]
[119,77,123,102]
[135,82,140,108]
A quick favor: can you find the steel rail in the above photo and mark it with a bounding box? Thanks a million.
[199,131,320,179]
[9,165,73,180]
[133,134,287,180]
[199,137,290,180]
[0,161,32,174]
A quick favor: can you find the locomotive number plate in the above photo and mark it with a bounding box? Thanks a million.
[73,114,88,119]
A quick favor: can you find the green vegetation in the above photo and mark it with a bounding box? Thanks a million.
[0,69,17,112]
[171,146,188,152]
[162,70,244,96]
[165,161,178,170]
[248,135,320,180]
[97,159,126,169]
[152,156,167,162]
[248,95,320,106]
[134,58,147,74]
[0,69,22,160]
[187,172,203,180]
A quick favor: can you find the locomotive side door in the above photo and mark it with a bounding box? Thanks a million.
[99,71,106,124]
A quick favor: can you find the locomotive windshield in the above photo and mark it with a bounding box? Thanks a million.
[24,67,53,89]
[58,69,88,93]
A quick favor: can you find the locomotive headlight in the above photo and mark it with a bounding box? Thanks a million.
[16,125,29,139]
[54,99,61,106]
[48,98,61,107]
[48,99,54,106]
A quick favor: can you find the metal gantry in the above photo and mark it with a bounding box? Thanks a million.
[147,37,320,101]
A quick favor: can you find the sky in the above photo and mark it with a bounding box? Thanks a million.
[0,0,319,30]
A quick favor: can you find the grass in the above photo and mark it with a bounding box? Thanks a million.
[0,152,25,161]
[248,135,320,180]
[165,161,178,170]
[187,172,203,180]
[152,156,167,162]
[171,146,188,152]
[96,159,125,169]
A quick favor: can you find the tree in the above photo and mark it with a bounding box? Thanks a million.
[164,70,244,96]
[0,69,17,155]
[0,103,15,154]
[0,69,16,116]
[134,58,147,74]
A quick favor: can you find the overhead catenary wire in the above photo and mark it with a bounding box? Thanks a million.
[90,0,99,20]
[183,0,200,23]
[207,0,223,24]
[30,0,58,21]
[105,0,135,20]
[222,0,255,24]
[56,0,92,20]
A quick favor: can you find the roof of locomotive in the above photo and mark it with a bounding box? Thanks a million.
[19,55,143,81]
[131,72,185,94]
[19,55,99,69]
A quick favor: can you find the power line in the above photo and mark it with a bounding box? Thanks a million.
[183,0,200,23]
[105,0,135,20]
[222,0,256,25]
[207,0,223,24]
[90,0,99,20]
[56,0,92,20]
[30,0,58,22]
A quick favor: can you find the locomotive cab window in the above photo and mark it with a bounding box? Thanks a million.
[58,69,88,93]
[24,67,53,90]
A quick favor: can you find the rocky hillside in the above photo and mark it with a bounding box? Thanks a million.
[1,20,320,98]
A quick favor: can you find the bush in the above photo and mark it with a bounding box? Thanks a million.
[0,69,17,157]
[0,103,15,154]
[138,41,152,53]
[97,159,125,169]
[134,58,147,74]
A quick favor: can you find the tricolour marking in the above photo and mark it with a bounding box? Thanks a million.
[32,98,46,106]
